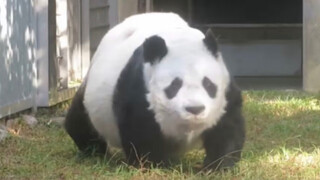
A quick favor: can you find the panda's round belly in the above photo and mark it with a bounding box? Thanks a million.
[83,50,144,147]
[82,17,189,148]
[83,73,122,148]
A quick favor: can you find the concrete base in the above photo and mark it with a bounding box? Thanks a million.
[235,77,302,90]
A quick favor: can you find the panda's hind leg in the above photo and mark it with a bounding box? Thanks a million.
[64,83,107,155]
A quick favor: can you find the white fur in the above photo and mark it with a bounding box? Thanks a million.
[83,12,230,149]
[145,31,230,143]
[84,13,188,148]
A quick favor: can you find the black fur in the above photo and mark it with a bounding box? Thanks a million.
[185,105,205,115]
[201,80,245,170]
[113,47,168,165]
[64,80,107,155]
[65,35,245,171]
[113,41,245,170]
[202,76,218,98]
[112,47,190,166]
[203,29,219,57]
[143,35,168,64]
[164,77,183,99]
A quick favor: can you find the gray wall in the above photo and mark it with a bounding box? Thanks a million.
[90,0,110,56]
[221,40,302,77]
[37,0,91,107]
[0,0,37,118]
[89,0,140,56]
[118,0,139,21]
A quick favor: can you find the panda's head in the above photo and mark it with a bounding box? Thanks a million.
[142,28,230,138]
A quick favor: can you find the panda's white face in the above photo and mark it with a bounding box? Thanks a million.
[144,32,230,140]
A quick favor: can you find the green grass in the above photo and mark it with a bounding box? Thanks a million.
[1,91,320,179]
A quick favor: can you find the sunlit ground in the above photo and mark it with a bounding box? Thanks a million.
[0,91,320,179]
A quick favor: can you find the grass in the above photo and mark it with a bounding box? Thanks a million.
[1,90,320,179]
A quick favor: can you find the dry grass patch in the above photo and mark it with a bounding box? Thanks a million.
[1,91,320,179]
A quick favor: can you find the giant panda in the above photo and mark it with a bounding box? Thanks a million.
[64,12,245,170]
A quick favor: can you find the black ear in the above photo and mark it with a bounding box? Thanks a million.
[143,35,168,64]
[203,29,219,57]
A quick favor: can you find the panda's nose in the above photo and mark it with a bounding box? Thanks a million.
[185,105,205,115]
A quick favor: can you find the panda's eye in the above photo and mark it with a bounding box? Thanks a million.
[202,77,217,98]
[164,77,183,99]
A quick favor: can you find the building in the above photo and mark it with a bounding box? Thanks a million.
[0,0,319,118]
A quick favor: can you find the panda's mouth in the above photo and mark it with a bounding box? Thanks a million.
[179,121,206,132]
[180,113,208,122]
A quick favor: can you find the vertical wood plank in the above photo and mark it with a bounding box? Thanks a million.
[303,0,320,92]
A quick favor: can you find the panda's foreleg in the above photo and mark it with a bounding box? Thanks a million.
[64,84,108,155]
[118,120,168,167]
[201,106,245,171]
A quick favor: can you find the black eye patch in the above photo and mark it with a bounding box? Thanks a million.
[164,77,183,99]
[202,77,217,98]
